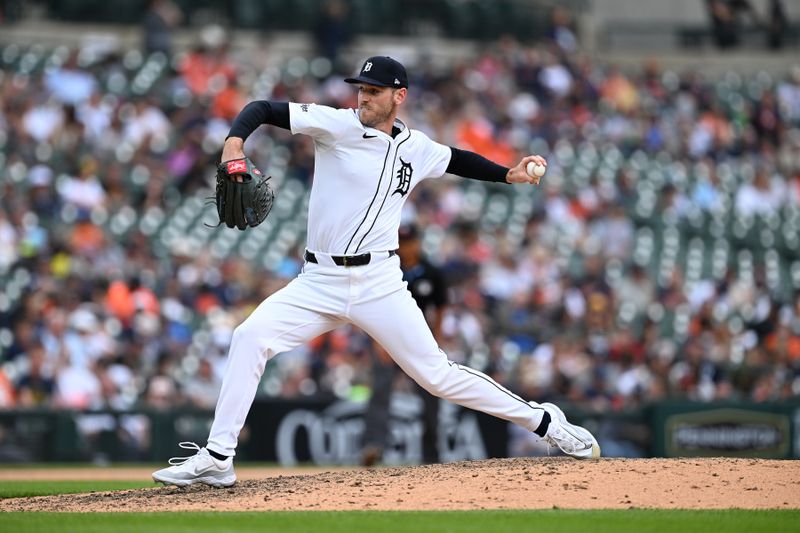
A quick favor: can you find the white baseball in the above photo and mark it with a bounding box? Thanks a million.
[526,161,546,178]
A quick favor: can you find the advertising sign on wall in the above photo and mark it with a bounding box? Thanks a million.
[653,404,795,458]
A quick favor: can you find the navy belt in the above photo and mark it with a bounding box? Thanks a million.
[304,250,397,267]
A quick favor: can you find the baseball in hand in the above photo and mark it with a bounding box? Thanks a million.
[526,161,546,178]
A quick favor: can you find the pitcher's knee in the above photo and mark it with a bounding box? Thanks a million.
[231,319,267,354]
[231,321,254,344]
[412,362,451,397]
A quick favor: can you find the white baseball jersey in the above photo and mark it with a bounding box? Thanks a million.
[288,102,451,255]
[202,101,559,462]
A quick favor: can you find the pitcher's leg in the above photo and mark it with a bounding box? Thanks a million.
[207,281,342,456]
[351,288,546,433]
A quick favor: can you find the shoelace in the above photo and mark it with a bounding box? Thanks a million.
[168,441,203,466]
[544,426,579,454]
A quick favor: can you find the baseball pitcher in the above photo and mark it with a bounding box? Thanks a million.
[153,56,600,488]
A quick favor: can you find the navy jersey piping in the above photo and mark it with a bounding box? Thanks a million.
[447,359,538,409]
[354,131,412,253]
[344,140,392,254]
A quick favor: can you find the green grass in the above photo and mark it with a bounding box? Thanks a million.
[0,462,284,469]
[2,481,798,532]
[0,511,798,533]
[0,481,155,499]
[0,463,159,470]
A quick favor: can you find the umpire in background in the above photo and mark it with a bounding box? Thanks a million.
[361,223,448,466]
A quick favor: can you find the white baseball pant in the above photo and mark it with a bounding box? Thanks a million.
[206,252,546,456]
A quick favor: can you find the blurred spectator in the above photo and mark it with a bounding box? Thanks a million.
[44,51,97,105]
[707,0,758,49]
[600,66,639,113]
[314,0,352,65]
[615,265,656,316]
[0,210,17,270]
[16,342,55,408]
[455,103,515,167]
[22,96,64,143]
[0,370,14,408]
[777,66,800,123]
[481,239,533,302]
[143,0,183,56]
[547,7,578,54]
[122,97,171,149]
[587,204,634,260]
[539,52,573,100]
[752,89,783,148]
[734,165,785,216]
[179,26,235,97]
[27,165,58,220]
[0,35,798,422]
[54,362,101,409]
[77,91,114,145]
[144,373,180,411]
[691,160,723,212]
[184,358,222,409]
[57,156,107,216]
[211,74,247,121]
[766,0,788,50]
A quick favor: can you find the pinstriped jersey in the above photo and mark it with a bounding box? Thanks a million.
[288,102,451,255]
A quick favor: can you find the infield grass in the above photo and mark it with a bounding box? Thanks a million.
[2,480,797,532]
[0,481,155,499]
[0,510,798,533]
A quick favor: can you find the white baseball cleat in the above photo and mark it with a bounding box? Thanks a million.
[539,402,601,459]
[152,442,236,487]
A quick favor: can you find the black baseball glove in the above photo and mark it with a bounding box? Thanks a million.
[213,157,274,230]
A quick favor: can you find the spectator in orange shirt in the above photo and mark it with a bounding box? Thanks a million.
[455,105,515,167]
[0,370,14,408]
[179,28,235,97]
[211,74,247,121]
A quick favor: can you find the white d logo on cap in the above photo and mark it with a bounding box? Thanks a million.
[363,61,372,72]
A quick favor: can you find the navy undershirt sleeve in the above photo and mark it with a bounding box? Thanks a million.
[227,101,290,140]
[446,147,509,183]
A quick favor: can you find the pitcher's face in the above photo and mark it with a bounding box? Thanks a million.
[357,84,405,128]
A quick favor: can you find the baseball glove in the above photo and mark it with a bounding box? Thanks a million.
[212,157,274,230]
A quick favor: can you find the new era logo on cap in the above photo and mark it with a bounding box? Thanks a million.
[345,56,408,89]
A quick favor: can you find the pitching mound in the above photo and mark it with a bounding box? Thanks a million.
[2,458,798,512]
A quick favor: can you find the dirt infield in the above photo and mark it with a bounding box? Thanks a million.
[0,466,339,482]
[2,458,799,512]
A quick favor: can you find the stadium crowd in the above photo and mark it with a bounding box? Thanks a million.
[1,21,799,421]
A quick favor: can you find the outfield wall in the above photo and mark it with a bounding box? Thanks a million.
[0,398,797,463]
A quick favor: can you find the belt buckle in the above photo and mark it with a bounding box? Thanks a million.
[341,256,349,267]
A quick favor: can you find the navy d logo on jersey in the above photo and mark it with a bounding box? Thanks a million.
[393,157,413,196]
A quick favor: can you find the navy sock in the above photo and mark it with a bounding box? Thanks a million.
[207,448,229,461]
[533,411,551,437]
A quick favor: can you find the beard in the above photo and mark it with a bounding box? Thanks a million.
[359,99,397,128]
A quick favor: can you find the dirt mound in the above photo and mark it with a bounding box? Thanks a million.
[2,458,798,512]
[0,466,340,482]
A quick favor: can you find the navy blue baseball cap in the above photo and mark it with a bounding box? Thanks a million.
[345,56,408,89]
